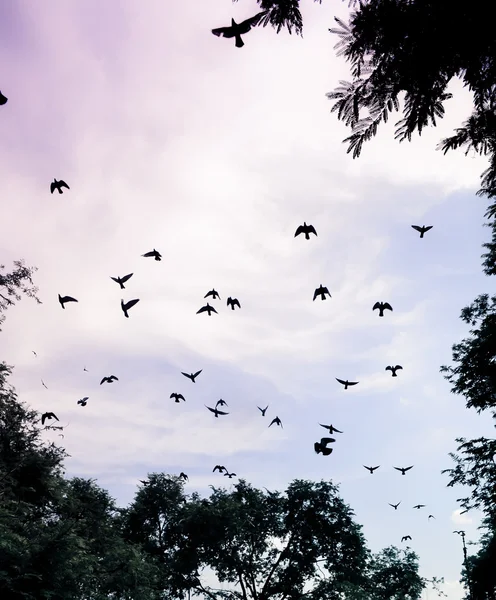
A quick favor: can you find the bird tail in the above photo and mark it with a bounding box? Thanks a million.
[124,310,129,318]
[119,282,125,289]
[235,34,244,48]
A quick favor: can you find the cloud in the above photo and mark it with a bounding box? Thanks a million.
[451,509,473,526]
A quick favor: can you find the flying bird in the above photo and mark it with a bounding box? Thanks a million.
[197,303,218,316]
[294,222,317,240]
[227,297,241,310]
[206,405,229,418]
[32,351,37,357]
[142,249,162,261]
[401,536,412,542]
[83,366,89,372]
[179,472,188,481]
[41,412,59,426]
[389,502,401,510]
[411,225,433,238]
[213,465,226,473]
[211,10,268,48]
[110,273,133,289]
[313,285,331,301]
[182,370,202,383]
[100,375,118,385]
[121,298,140,318]
[50,178,70,194]
[413,504,426,509]
[269,416,283,428]
[386,365,403,377]
[204,289,221,300]
[224,472,237,478]
[258,405,268,416]
[453,530,465,535]
[364,465,380,474]
[41,379,48,389]
[428,515,435,520]
[216,399,228,407]
[319,423,343,434]
[0,91,8,105]
[373,302,393,316]
[170,393,186,403]
[394,466,414,475]
[314,437,335,455]
[336,378,358,390]
[78,397,88,406]
[58,294,78,309]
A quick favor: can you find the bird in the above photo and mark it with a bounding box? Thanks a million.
[319,423,343,434]
[363,465,380,474]
[336,378,359,390]
[121,298,140,318]
[50,178,70,194]
[411,225,433,238]
[58,294,78,309]
[314,437,335,455]
[269,416,283,428]
[142,249,162,261]
[453,530,465,535]
[401,536,412,542]
[41,412,59,426]
[213,465,226,473]
[227,297,241,310]
[389,502,401,510]
[204,289,221,300]
[428,514,435,520]
[78,397,88,406]
[179,472,188,481]
[110,273,133,289]
[206,405,229,418]
[0,91,8,105]
[100,375,118,385]
[294,222,317,239]
[32,351,37,357]
[170,393,186,403]
[224,472,237,479]
[197,303,218,316]
[211,10,268,48]
[313,285,331,301]
[413,504,426,509]
[83,366,89,372]
[373,302,393,316]
[41,379,48,389]
[216,399,228,407]
[182,370,202,383]
[394,466,414,475]
[257,405,269,416]
[386,365,403,377]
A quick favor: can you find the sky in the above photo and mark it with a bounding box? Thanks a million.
[0,1,495,598]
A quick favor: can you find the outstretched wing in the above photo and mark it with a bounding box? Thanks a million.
[237,9,269,34]
[212,26,234,38]
[121,273,133,283]
[372,302,381,311]
[63,296,78,303]
[142,251,154,257]
[233,299,241,308]
[423,226,433,232]
[321,437,335,445]
[383,302,393,311]
[411,225,422,232]
[313,288,319,301]
[322,447,333,455]
[217,410,229,416]
[193,370,202,378]
[294,225,304,237]
[204,290,214,298]
[50,181,56,193]
[100,377,107,385]
[314,442,321,453]
[404,465,413,471]
[59,180,70,189]
[205,405,215,413]
[348,381,359,386]
[385,366,392,372]
[308,225,317,236]
[124,298,140,311]
[197,305,208,314]
[336,378,346,385]
[181,372,191,379]
[395,365,403,370]
[110,277,120,284]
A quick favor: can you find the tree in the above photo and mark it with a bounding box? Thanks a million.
[0,260,41,330]
[232,0,323,36]
[462,515,496,600]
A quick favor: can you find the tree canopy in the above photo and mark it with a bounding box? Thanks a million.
[0,260,41,331]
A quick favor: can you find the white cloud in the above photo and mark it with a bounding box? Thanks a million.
[451,509,474,526]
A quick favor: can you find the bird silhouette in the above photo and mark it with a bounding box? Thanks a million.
[211,10,268,48]
[373,302,393,316]
[227,297,241,310]
[319,423,343,434]
[269,416,283,428]
[142,249,162,261]
[206,405,229,418]
[41,412,59,426]
[204,289,221,300]
[411,225,433,238]
[197,303,218,316]
[78,397,88,406]
[182,370,202,383]
[313,285,331,301]
[58,294,78,309]
[453,530,465,535]
[294,222,317,239]
[0,91,8,105]
[413,504,426,509]
[32,351,37,357]
[336,378,359,389]
[171,393,186,403]
[428,514,435,520]
[216,399,228,407]
[314,437,335,455]
[179,472,188,481]
[41,379,48,389]
[401,535,412,542]
[224,472,237,478]
[258,405,268,416]
[394,466,414,475]
[213,465,226,473]
[389,502,401,510]
[121,298,140,318]
[50,178,70,194]
[110,273,133,289]
[100,375,118,385]
[386,365,403,377]
[364,465,380,474]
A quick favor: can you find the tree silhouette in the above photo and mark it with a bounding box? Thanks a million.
[0,260,41,331]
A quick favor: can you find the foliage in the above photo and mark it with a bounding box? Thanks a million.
[462,515,496,600]
[232,0,322,36]
[0,260,41,330]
